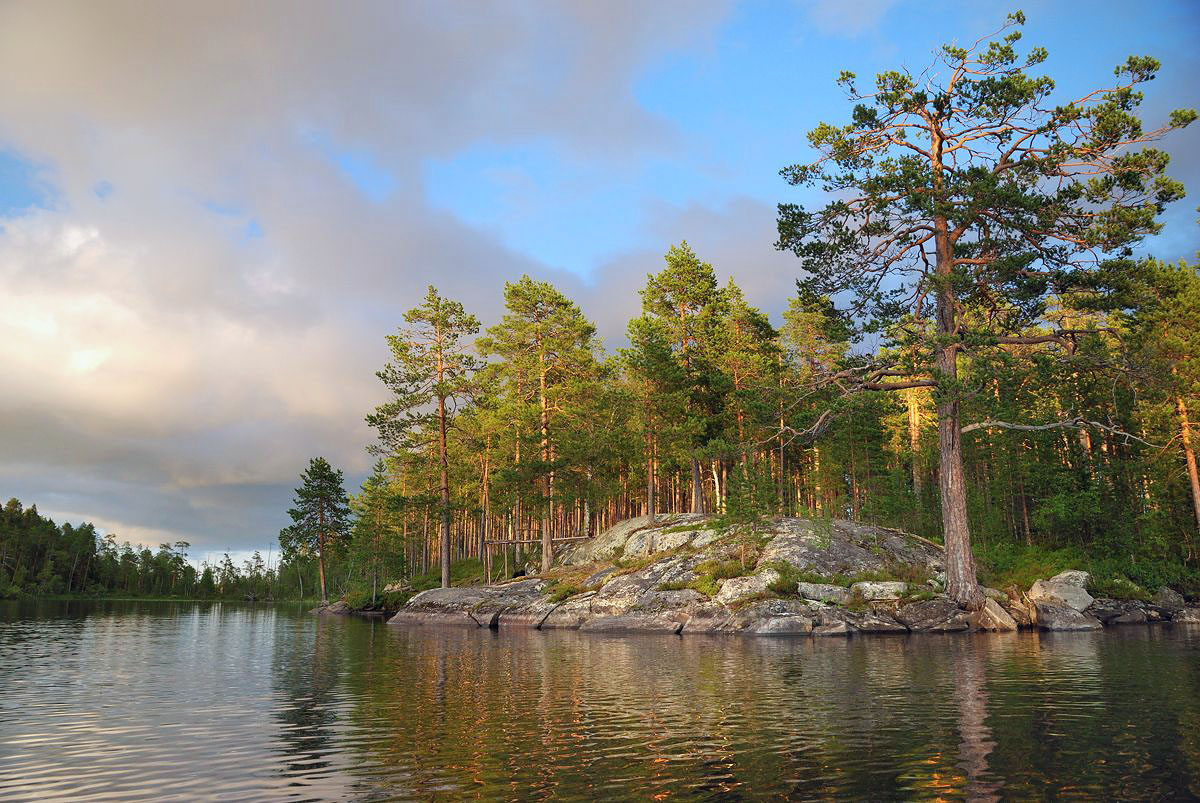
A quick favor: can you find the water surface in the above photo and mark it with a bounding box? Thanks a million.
[1,600,1198,800]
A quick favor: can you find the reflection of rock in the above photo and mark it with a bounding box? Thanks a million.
[1029,571,1093,612]
[1034,601,1102,631]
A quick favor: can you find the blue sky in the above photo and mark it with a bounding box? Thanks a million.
[0,0,1196,557]
[421,0,1200,278]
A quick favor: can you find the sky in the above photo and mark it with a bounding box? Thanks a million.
[1,0,1197,566]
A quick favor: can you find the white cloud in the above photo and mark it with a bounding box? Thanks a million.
[803,0,900,37]
[0,0,736,551]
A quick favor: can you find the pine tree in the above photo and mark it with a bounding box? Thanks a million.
[280,456,351,603]
[640,242,725,513]
[622,316,691,522]
[368,285,479,589]
[479,276,597,572]
[776,12,1196,607]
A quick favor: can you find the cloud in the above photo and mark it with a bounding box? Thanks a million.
[0,0,733,551]
[802,0,900,37]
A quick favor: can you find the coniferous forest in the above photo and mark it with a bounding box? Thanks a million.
[4,13,1198,605]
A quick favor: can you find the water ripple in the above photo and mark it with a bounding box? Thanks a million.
[1,601,1198,800]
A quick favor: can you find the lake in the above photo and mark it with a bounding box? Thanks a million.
[1,600,1198,800]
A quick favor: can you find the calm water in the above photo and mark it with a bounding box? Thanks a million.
[1,601,1198,801]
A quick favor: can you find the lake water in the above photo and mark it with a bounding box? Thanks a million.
[1,601,1198,801]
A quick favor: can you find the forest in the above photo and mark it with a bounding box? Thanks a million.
[279,14,1200,607]
[3,13,1198,606]
[0,498,276,600]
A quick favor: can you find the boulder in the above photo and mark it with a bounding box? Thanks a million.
[753,519,942,579]
[466,580,548,627]
[1050,569,1091,587]
[590,574,655,617]
[582,567,618,587]
[1034,600,1102,631]
[315,600,351,615]
[850,580,910,601]
[723,598,815,633]
[845,611,908,633]
[981,587,1008,603]
[680,603,736,634]
[1112,610,1148,625]
[539,592,596,629]
[1152,587,1186,613]
[1029,571,1094,613]
[971,598,1017,632]
[1088,598,1150,625]
[556,513,716,564]
[999,596,1035,628]
[1172,608,1200,624]
[796,582,851,605]
[388,587,492,626]
[495,596,560,628]
[749,615,815,635]
[636,588,707,613]
[813,621,853,636]
[713,569,781,606]
[579,613,684,634]
[897,598,970,632]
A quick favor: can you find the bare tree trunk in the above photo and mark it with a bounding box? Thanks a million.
[690,458,706,514]
[1175,392,1200,544]
[434,314,452,589]
[934,207,982,609]
[317,531,328,603]
[907,387,923,493]
[539,347,553,573]
[646,429,656,524]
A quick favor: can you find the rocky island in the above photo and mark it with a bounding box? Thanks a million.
[381,515,1200,636]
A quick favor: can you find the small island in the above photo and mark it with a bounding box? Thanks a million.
[368,514,1200,635]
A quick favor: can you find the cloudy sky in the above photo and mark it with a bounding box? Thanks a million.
[1,0,1196,565]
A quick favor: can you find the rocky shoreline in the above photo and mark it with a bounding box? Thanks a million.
[369,515,1199,637]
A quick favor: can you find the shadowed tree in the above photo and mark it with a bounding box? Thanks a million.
[280,457,351,604]
[622,315,691,523]
[368,285,479,589]
[776,11,1196,606]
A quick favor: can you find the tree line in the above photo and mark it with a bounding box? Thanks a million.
[279,13,1199,606]
[0,498,277,600]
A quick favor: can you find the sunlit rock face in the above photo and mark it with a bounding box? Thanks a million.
[386,517,1183,638]
[1029,570,1094,613]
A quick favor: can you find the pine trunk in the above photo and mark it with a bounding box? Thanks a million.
[1175,392,1200,541]
[934,210,982,610]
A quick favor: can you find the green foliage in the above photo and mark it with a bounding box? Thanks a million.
[693,558,751,581]
[713,462,776,564]
[546,582,584,604]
